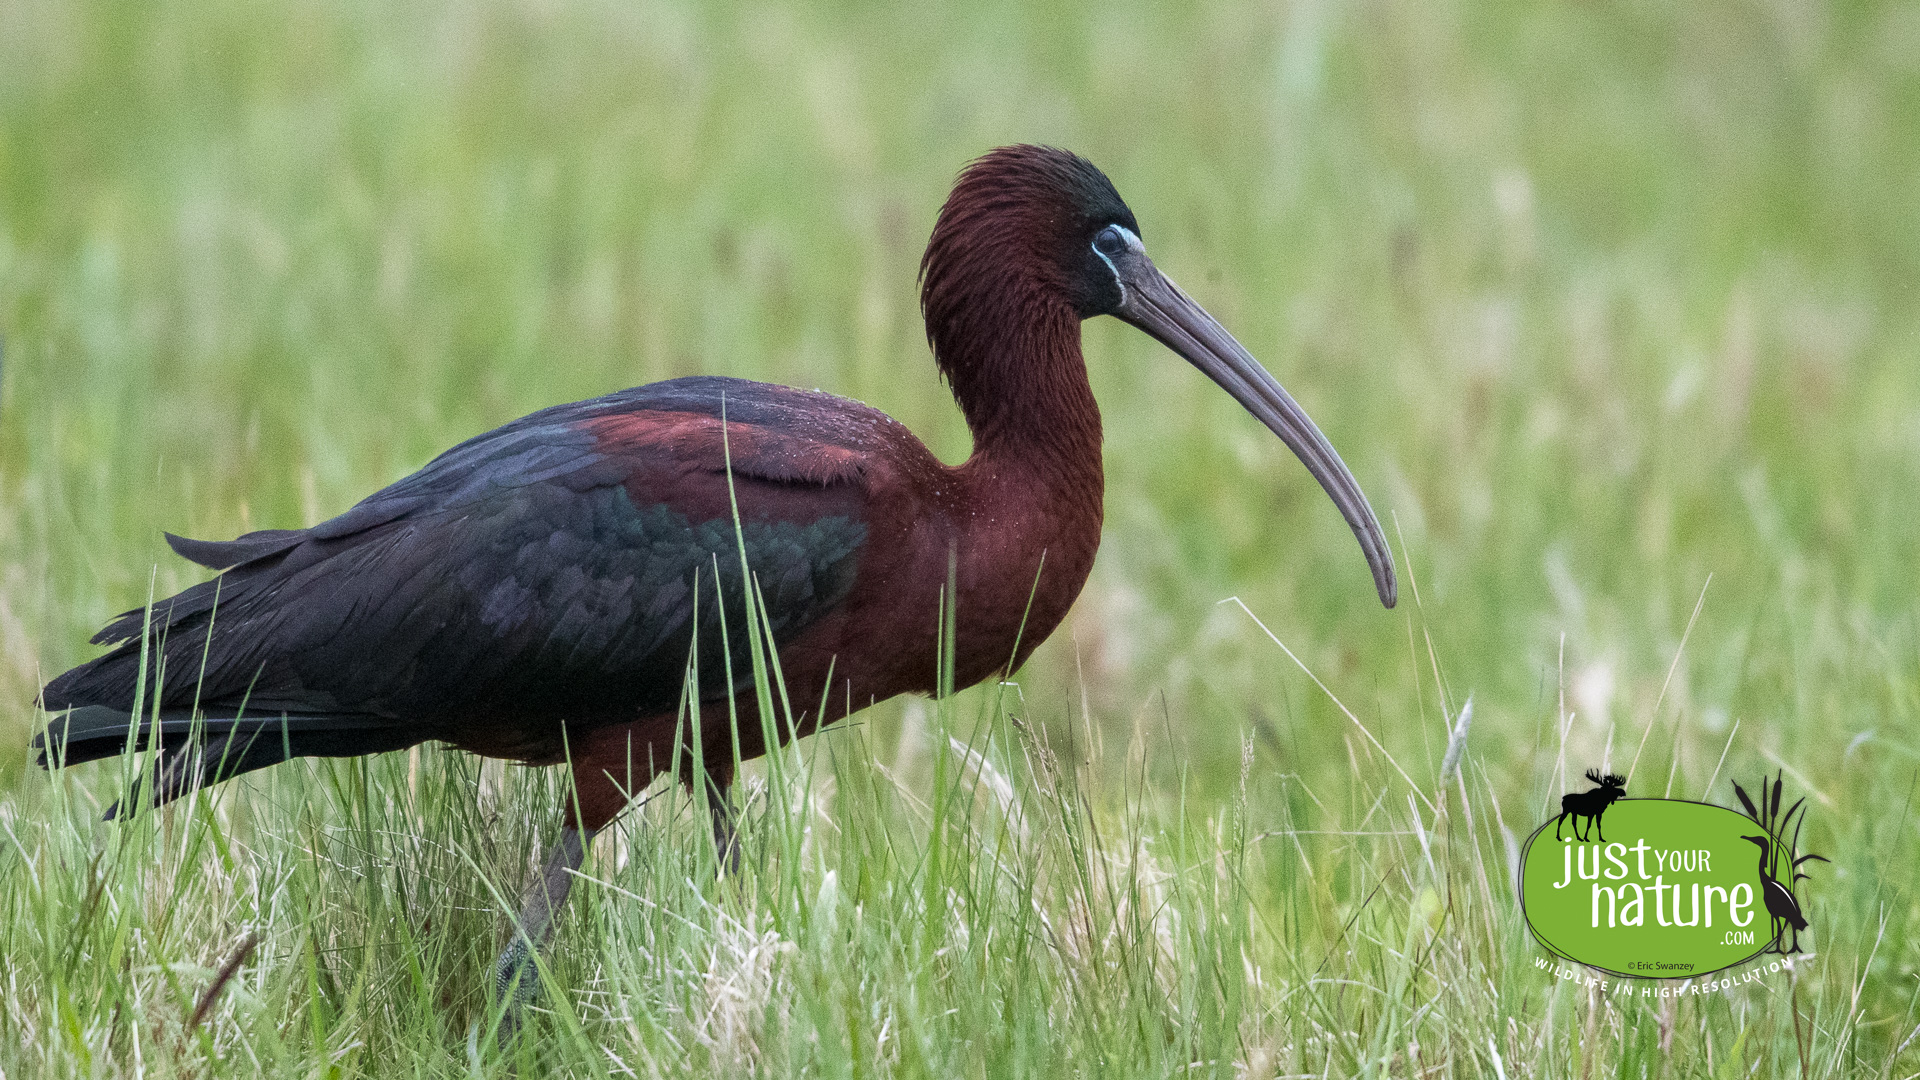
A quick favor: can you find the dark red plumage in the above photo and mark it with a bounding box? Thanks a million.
[36,146,1395,998]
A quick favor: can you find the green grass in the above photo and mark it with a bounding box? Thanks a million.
[4,0,1920,1075]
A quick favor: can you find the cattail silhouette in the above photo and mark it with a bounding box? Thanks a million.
[1554,769,1626,842]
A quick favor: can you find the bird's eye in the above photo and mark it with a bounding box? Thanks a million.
[1092,226,1130,259]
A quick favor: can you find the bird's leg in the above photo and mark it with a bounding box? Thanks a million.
[489,727,668,1040]
[688,758,740,873]
[708,764,741,874]
[494,825,596,1020]
[709,805,739,873]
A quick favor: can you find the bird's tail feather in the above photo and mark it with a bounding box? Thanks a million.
[36,705,423,817]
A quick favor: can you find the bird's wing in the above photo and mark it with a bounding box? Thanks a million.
[40,378,893,739]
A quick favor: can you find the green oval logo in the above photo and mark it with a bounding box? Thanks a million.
[1520,799,1787,978]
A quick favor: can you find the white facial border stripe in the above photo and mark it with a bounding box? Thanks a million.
[1091,225,1143,303]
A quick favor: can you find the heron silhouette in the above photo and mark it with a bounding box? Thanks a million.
[1740,834,1808,954]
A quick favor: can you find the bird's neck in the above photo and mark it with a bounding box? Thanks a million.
[937,300,1104,497]
[927,302,1107,683]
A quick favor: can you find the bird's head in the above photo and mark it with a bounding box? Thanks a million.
[1741,835,1771,852]
[921,145,1397,608]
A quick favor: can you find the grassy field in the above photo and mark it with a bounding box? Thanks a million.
[4,0,1919,1075]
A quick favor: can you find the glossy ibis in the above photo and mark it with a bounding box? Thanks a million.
[1740,834,1809,953]
[37,145,1395,999]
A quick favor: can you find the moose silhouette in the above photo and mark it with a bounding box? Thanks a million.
[1554,769,1627,842]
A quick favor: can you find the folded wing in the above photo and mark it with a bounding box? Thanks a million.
[37,377,886,808]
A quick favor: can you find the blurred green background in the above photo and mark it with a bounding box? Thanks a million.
[3,0,1918,1073]
[8,0,1920,790]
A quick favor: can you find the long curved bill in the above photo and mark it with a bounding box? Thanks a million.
[1105,234,1397,608]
